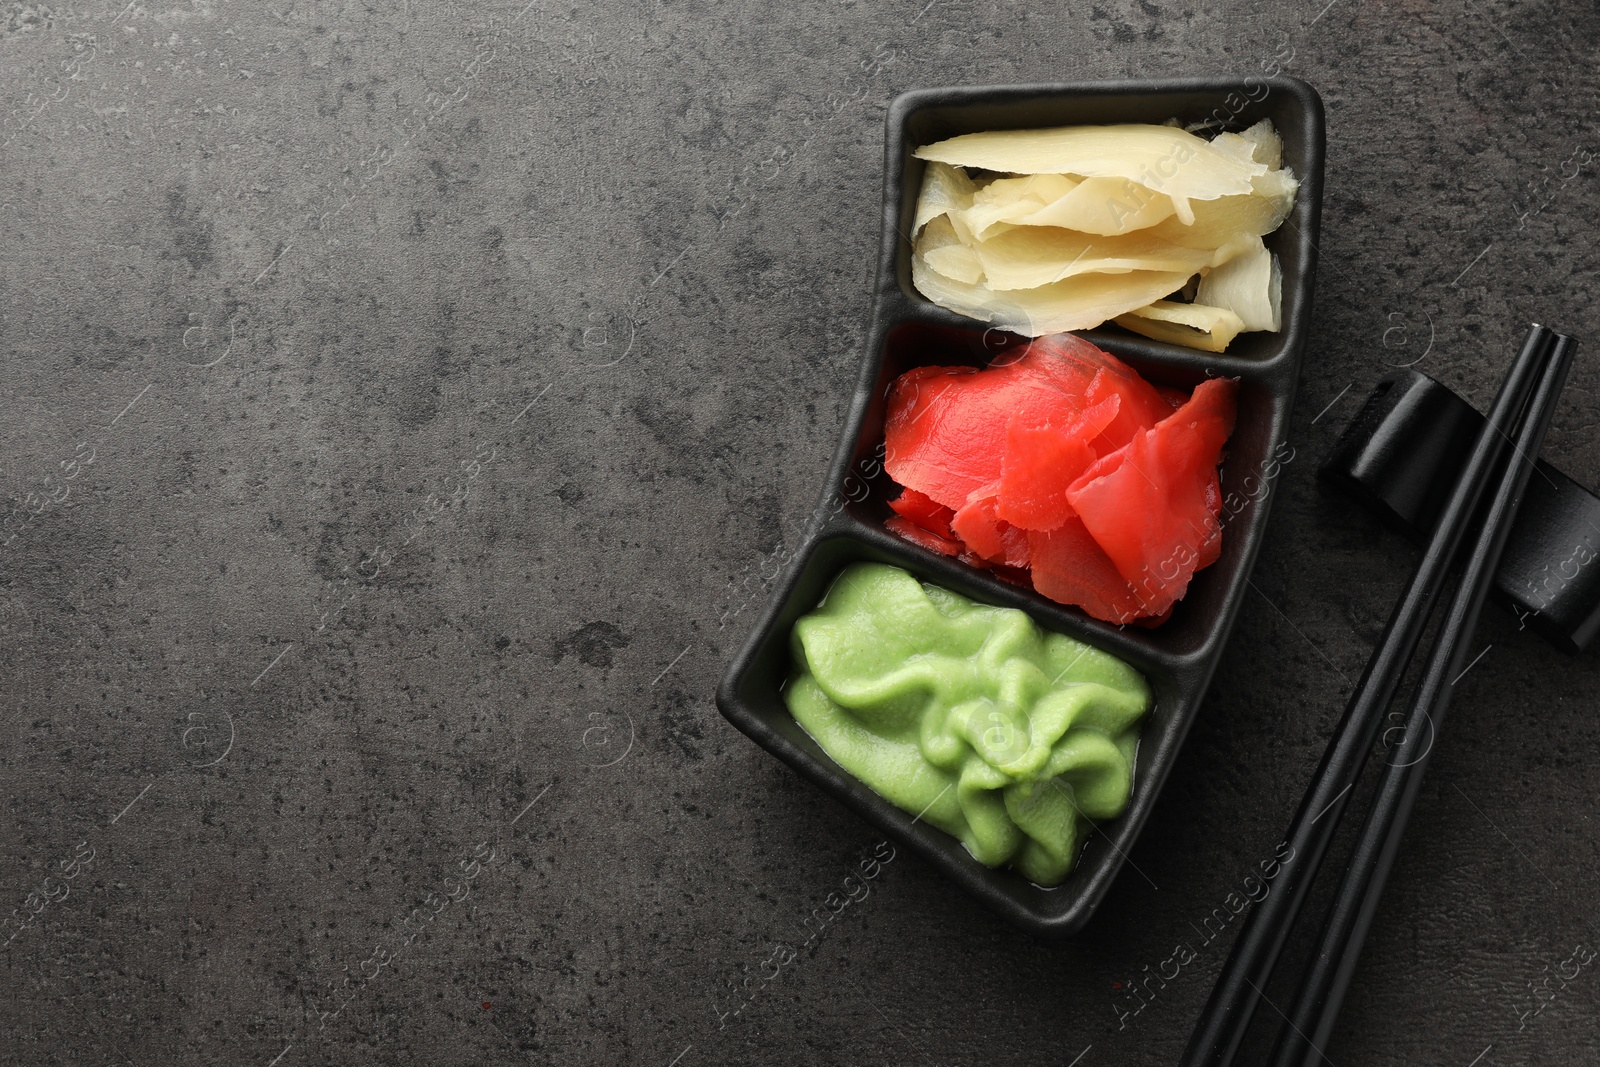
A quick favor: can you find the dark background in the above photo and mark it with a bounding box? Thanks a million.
[4,1,1599,1064]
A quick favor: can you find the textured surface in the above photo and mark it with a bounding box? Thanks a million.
[3,2,1600,1065]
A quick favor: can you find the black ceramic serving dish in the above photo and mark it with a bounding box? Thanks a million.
[717,77,1325,937]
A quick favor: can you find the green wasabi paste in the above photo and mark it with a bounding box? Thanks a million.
[785,562,1151,886]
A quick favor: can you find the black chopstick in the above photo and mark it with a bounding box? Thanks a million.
[1179,324,1558,1067]
[1267,330,1578,1067]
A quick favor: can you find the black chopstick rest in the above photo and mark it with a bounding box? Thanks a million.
[1272,332,1579,1067]
[1179,324,1558,1067]
[1321,369,1600,653]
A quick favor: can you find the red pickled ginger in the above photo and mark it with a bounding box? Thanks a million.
[881,332,1239,624]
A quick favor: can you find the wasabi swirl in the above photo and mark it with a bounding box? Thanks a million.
[785,562,1151,886]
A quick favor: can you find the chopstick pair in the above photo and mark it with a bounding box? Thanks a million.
[1180,324,1579,1067]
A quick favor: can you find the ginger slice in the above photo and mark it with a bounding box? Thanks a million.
[913,161,978,237]
[1114,300,1247,353]
[972,226,1214,291]
[912,254,1191,336]
[1014,176,1178,235]
[915,124,1265,201]
[916,215,986,285]
[959,173,1081,240]
[1196,235,1282,332]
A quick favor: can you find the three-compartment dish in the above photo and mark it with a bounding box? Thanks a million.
[718,77,1325,936]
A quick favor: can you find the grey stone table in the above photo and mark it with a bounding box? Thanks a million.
[4,2,1599,1064]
